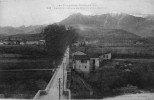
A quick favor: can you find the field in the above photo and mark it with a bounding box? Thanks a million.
[72,44,154,58]
[0,45,47,56]
[0,70,53,99]
[0,58,53,70]
[0,45,53,99]
[0,58,53,99]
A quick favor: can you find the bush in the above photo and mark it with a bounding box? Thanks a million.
[35,79,47,90]
[94,67,154,95]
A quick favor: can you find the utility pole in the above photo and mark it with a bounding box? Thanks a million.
[59,78,61,100]
[63,63,64,93]
[70,67,72,89]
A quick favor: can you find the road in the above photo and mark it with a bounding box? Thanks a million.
[38,47,69,100]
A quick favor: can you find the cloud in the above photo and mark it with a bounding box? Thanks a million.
[0,0,154,26]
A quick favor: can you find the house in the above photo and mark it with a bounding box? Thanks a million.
[3,40,14,45]
[135,41,144,45]
[72,40,88,47]
[0,42,3,45]
[20,42,25,45]
[2,40,22,45]
[0,40,3,45]
[89,54,100,71]
[99,52,111,61]
[73,55,90,75]
[38,40,46,45]
[26,41,39,45]
[72,51,87,56]
[14,40,20,45]
[72,51,100,77]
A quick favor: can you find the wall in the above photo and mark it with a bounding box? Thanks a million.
[75,60,90,74]
[90,58,99,70]
[100,53,111,61]
[104,53,111,60]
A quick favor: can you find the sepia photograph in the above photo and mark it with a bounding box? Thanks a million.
[0,0,154,100]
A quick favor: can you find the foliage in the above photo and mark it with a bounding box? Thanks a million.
[35,79,47,90]
[0,70,52,99]
[0,58,53,70]
[42,24,78,64]
[87,66,154,98]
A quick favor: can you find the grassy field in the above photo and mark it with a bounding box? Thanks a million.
[0,58,53,70]
[0,44,54,99]
[0,70,53,99]
[72,45,154,58]
[0,45,47,56]
[0,56,53,98]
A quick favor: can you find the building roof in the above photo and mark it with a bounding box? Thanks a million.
[74,55,89,60]
[72,51,86,56]
[100,52,111,56]
[88,54,100,58]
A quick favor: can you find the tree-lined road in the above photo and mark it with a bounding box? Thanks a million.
[38,47,69,100]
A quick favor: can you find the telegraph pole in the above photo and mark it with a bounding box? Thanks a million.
[59,78,61,100]
[63,63,64,93]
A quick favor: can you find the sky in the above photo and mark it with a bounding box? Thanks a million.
[0,0,154,27]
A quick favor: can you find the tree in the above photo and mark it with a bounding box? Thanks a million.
[22,37,27,45]
[7,36,12,41]
[42,24,78,64]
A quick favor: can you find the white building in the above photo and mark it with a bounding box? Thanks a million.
[99,52,112,61]
[38,40,46,45]
[73,55,90,74]
[26,41,39,45]
[72,51,100,77]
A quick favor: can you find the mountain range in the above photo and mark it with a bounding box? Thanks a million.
[0,25,45,36]
[60,13,154,37]
[0,13,154,39]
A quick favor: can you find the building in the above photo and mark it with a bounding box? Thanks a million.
[89,54,100,72]
[99,52,111,61]
[38,40,46,45]
[72,51,100,77]
[73,55,90,75]
[3,40,14,45]
[26,41,39,45]
[72,51,87,56]
[72,40,88,47]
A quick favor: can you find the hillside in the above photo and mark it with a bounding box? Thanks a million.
[0,25,45,35]
[61,13,154,37]
[77,27,140,44]
[0,27,25,35]
[67,23,140,41]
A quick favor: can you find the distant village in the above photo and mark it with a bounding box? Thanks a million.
[0,38,46,46]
